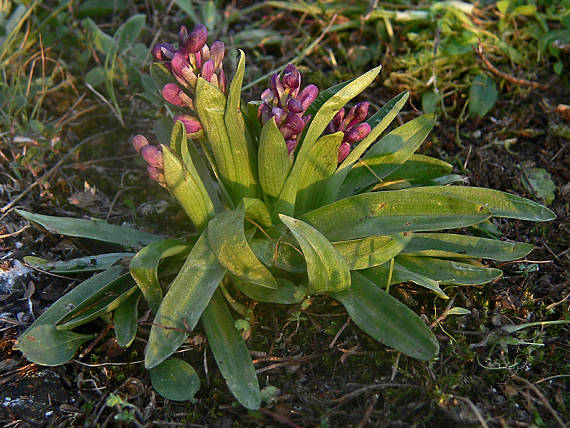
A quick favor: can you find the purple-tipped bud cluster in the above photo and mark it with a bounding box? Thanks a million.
[132,135,165,186]
[326,102,372,163]
[258,64,319,154]
[152,24,228,136]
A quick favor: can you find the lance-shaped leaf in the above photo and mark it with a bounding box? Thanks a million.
[279,214,350,294]
[150,62,178,91]
[301,189,491,241]
[258,117,291,199]
[202,290,261,410]
[15,266,125,365]
[402,186,556,221]
[16,210,163,248]
[195,78,242,203]
[363,263,448,299]
[150,358,201,402]
[273,66,382,217]
[162,144,214,230]
[401,232,534,261]
[233,277,307,304]
[334,232,412,270]
[333,272,439,360]
[395,255,502,285]
[340,114,436,197]
[24,253,133,274]
[322,91,410,204]
[208,207,277,288]
[57,278,138,330]
[295,131,343,215]
[114,292,140,348]
[224,50,258,200]
[145,232,226,369]
[130,239,188,313]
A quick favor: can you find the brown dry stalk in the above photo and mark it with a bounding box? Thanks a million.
[473,40,550,91]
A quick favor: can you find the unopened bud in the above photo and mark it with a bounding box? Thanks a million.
[179,26,189,49]
[174,114,203,136]
[201,59,215,83]
[344,123,371,144]
[287,97,303,113]
[298,84,318,111]
[162,83,186,107]
[186,24,208,53]
[338,142,351,163]
[282,64,300,90]
[132,135,149,153]
[152,43,175,61]
[141,145,163,169]
[210,41,225,69]
[147,165,166,186]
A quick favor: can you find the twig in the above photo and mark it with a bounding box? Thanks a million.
[259,408,302,428]
[0,225,30,239]
[452,396,489,428]
[1,129,115,213]
[329,316,350,348]
[473,40,549,90]
[357,393,379,428]
[79,324,112,359]
[512,375,566,428]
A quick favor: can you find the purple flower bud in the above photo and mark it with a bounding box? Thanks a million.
[179,26,189,49]
[201,59,215,83]
[344,123,371,144]
[280,113,305,139]
[171,52,197,87]
[200,43,210,62]
[282,64,300,90]
[162,83,186,107]
[141,145,163,169]
[147,165,166,186]
[353,102,370,123]
[286,139,297,154]
[338,142,351,163]
[218,69,227,94]
[287,97,303,113]
[261,88,274,104]
[186,24,208,53]
[210,41,225,69]
[174,114,203,135]
[152,43,175,61]
[271,106,287,126]
[259,104,273,124]
[332,108,345,132]
[132,135,149,153]
[298,84,318,111]
[270,73,285,101]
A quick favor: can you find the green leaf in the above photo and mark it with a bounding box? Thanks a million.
[150,358,201,402]
[114,292,140,348]
[334,233,412,270]
[469,74,497,119]
[258,117,291,199]
[333,272,439,360]
[14,325,94,367]
[396,255,502,285]
[273,66,382,217]
[16,210,163,249]
[15,267,125,365]
[404,186,556,221]
[224,50,258,200]
[162,142,215,230]
[446,307,471,316]
[207,207,277,288]
[57,278,138,330]
[301,189,491,241]
[195,78,240,203]
[250,238,307,274]
[295,132,343,214]
[521,167,556,205]
[233,277,307,304]
[116,14,145,52]
[401,233,534,261]
[241,198,273,228]
[145,232,226,369]
[340,114,436,197]
[150,62,178,91]
[24,253,133,274]
[202,290,261,410]
[130,239,188,313]
[379,154,453,183]
[279,214,350,294]
[82,17,114,54]
[363,263,448,298]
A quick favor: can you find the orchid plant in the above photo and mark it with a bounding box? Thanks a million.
[16,24,554,409]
